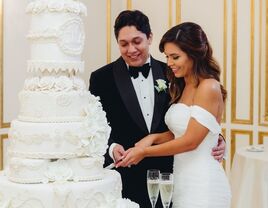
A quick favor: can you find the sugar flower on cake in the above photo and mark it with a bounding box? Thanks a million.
[79,93,111,156]
[73,77,86,90]
[54,76,73,92]
[24,77,40,91]
[38,76,55,91]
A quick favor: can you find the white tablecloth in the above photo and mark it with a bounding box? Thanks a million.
[230,145,268,208]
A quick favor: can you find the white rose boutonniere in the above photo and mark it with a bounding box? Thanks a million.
[155,79,167,93]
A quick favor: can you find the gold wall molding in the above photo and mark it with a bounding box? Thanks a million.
[175,0,181,24]
[222,0,227,123]
[169,0,172,28]
[258,0,268,126]
[230,130,253,165]
[106,0,111,64]
[231,0,237,124]
[0,134,7,170]
[231,0,254,124]
[258,131,268,144]
[127,0,132,10]
[258,0,263,125]
[264,0,266,123]
[0,0,4,129]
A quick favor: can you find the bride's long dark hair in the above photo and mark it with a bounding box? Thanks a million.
[159,22,227,104]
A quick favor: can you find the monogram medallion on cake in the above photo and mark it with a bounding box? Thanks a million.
[58,18,85,56]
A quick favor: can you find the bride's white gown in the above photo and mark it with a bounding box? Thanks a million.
[165,104,231,208]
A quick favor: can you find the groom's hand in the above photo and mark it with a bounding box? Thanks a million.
[116,147,145,167]
[211,136,226,162]
[113,144,125,164]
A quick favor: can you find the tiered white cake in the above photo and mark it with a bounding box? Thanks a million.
[0,0,139,207]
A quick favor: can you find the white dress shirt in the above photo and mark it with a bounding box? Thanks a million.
[109,58,155,161]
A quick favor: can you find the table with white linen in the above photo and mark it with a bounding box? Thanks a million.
[230,145,268,208]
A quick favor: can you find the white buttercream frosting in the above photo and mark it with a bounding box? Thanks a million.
[0,170,137,208]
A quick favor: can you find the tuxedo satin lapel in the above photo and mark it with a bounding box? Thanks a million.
[150,58,167,133]
[113,57,148,134]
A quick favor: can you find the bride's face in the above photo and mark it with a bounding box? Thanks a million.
[164,42,193,79]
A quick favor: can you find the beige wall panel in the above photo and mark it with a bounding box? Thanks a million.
[131,0,170,61]
[81,1,108,87]
[3,0,30,124]
[258,132,268,144]
[230,130,253,164]
[232,0,253,122]
[259,0,268,125]
[110,1,126,62]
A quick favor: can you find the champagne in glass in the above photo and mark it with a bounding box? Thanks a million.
[160,173,173,208]
[147,169,160,208]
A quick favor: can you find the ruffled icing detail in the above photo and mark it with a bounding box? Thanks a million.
[26,0,87,16]
[27,29,59,39]
[24,76,86,92]
[27,60,84,73]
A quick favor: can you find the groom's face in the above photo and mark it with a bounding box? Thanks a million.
[117,26,152,67]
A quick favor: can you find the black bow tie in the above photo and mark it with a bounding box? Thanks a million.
[129,63,151,79]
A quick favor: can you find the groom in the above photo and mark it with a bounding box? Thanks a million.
[89,10,226,208]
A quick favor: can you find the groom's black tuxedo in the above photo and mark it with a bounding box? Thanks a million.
[89,56,173,208]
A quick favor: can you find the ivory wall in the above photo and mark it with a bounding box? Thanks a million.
[0,0,268,176]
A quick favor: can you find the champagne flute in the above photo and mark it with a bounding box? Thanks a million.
[160,173,173,208]
[147,169,160,208]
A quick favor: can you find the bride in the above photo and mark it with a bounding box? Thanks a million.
[117,22,231,207]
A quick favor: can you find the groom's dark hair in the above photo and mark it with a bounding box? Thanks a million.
[114,10,152,40]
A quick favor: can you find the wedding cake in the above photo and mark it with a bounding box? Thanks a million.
[0,0,139,207]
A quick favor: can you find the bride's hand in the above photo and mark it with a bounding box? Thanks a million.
[135,134,154,148]
[116,146,145,167]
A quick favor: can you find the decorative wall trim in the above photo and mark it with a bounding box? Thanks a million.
[176,0,181,24]
[0,134,7,170]
[249,0,255,123]
[0,0,3,129]
[265,0,268,122]
[258,0,268,126]
[127,0,132,10]
[230,130,253,165]
[222,0,227,123]
[231,0,237,124]
[231,0,254,124]
[258,131,268,144]
[0,0,9,129]
[106,0,111,64]
[259,0,263,125]
[168,0,172,28]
